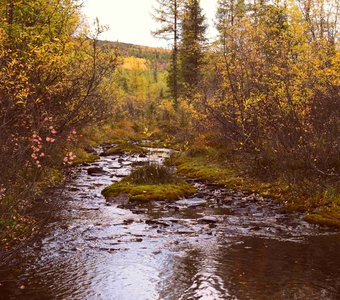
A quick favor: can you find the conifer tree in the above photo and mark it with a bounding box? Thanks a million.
[179,0,206,98]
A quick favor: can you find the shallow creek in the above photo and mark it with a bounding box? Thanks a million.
[1,146,340,299]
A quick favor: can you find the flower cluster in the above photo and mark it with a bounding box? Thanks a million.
[31,133,44,168]
[63,151,76,165]
[67,128,77,141]
[46,126,57,143]
[31,126,58,168]
[64,128,77,165]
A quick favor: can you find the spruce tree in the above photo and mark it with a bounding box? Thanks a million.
[179,0,206,99]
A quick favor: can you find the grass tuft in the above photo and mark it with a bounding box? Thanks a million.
[127,163,178,185]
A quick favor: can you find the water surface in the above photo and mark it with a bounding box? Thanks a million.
[1,147,339,299]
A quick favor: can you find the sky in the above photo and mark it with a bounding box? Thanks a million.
[81,0,218,48]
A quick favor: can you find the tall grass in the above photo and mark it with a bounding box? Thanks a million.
[127,163,180,185]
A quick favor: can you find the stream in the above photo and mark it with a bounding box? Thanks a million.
[1,146,340,299]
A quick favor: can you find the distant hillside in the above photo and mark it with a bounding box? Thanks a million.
[99,40,171,64]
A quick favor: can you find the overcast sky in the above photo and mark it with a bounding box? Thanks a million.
[81,0,218,48]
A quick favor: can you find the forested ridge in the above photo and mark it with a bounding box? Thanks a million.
[0,0,339,256]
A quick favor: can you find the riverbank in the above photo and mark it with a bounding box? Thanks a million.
[167,147,340,228]
[81,136,340,228]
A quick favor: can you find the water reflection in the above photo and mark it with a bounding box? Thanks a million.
[5,230,339,299]
[158,235,340,300]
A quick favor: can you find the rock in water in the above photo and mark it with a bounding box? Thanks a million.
[175,197,207,208]
[198,216,219,224]
[87,167,105,175]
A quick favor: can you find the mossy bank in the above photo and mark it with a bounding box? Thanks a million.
[168,148,340,228]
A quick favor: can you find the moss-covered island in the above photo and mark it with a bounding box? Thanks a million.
[102,163,196,202]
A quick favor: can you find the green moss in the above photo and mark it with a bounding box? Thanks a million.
[303,192,340,227]
[172,154,263,191]
[175,158,229,182]
[169,151,340,227]
[74,149,99,165]
[102,181,196,201]
[104,143,148,155]
[304,209,340,227]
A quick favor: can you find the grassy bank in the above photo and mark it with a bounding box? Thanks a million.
[168,147,340,227]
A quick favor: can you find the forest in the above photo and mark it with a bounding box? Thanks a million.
[0,0,339,299]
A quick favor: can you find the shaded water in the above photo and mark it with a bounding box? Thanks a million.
[1,146,340,299]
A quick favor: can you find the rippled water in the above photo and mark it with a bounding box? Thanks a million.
[1,146,340,299]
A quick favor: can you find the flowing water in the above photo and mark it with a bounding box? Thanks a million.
[1,146,340,300]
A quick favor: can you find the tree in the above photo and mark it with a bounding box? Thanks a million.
[0,0,119,198]
[179,0,206,99]
[152,0,183,108]
[216,0,245,55]
[297,0,339,44]
[194,0,339,175]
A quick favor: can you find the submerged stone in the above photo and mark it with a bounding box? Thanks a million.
[123,219,134,225]
[158,217,180,223]
[145,219,171,227]
[175,197,207,208]
[106,194,129,205]
[198,216,219,224]
[87,167,106,175]
[177,229,196,234]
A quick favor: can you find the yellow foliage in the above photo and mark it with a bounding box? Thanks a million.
[122,57,148,71]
